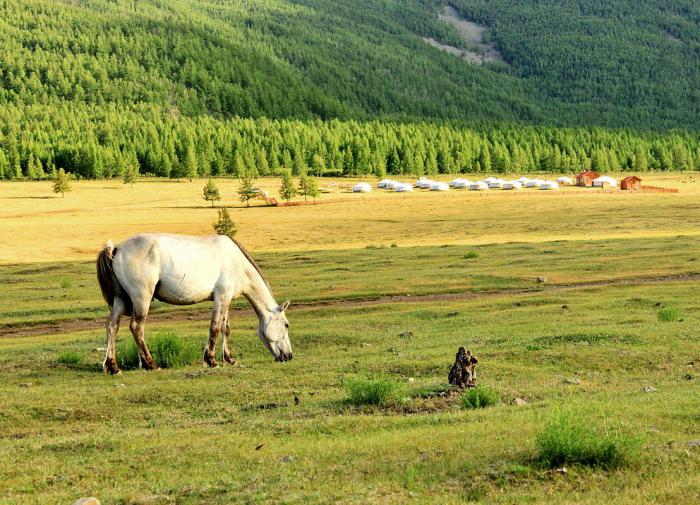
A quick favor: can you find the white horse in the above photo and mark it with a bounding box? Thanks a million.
[96,233,292,374]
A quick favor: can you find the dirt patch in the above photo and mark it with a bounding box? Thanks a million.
[425,6,505,65]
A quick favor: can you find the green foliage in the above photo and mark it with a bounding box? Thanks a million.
[658,306,680,322]
[536,411,642,468]
[51,168,71,197]
[58,278,72,289]
[345,378,407,407]
[460,385,499,409]
[464,251,479,259]
[202,179,221,207]
[213,208,237,239]
[238,172,258,207]
[55,351,83,366]
[279,170,297,203]
[116,332,201,370]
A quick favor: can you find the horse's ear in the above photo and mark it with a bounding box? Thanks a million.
[280,300,291,312]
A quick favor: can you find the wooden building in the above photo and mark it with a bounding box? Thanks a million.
[620,176,642,190]
[576,170,600,187]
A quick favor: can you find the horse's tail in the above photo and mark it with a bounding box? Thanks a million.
[96,241,133,316]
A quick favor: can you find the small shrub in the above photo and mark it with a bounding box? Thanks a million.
[56,350,83,365]
[460,385,499,409]
[536,412,642,468]
[116,332,201,369]
[658,306,680,322]
[464,251,479,259]
[345,377,407,407]
[59,277,73,289]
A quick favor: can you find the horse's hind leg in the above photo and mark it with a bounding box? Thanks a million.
[221,302,237,366]
[204,297,223,367]
[103,297,125,375]
[129,301,158,370]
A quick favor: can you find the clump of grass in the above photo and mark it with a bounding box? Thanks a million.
[536,412,642,468]
[59,277,73,289]
[345,377,407,407]
[116,332,201,369]
[463,250,479,259]
[460,385,499,409]
[56,350,83,365]
[658,306,680,322]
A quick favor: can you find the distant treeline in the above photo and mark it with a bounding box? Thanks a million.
[1,104,698,180]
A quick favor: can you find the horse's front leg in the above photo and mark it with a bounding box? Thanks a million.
[221,307,238,366]
[204,298,222,367]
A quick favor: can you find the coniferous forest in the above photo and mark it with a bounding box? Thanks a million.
[0,0,698,180]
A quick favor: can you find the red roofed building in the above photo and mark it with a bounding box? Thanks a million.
[576,170,600,187]
[620,176,642,190]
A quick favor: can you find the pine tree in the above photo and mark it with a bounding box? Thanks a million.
[298,174,310,202]
[213,208,236,239]
[279,169,297,203]
[307,176,319,204]
[122,152,139,187]
[238,171,258,207]
[202,178,221,206]
[52,168,71,197]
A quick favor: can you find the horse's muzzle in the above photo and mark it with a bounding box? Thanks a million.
[275,352,293,362]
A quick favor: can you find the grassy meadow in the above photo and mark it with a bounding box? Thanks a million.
[1,175,700,503]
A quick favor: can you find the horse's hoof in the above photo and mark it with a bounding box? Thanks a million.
[223,355,238,366]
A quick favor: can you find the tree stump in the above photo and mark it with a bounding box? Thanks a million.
[448,346,478,388]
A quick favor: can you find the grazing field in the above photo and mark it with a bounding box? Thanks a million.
[0,173,698,264]
[1,176,699,503]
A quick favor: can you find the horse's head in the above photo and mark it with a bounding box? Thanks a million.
[258,300,292,362]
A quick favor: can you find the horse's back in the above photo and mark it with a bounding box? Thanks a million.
[114,234,240,305]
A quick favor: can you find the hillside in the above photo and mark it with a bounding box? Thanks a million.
[0,0,698,129]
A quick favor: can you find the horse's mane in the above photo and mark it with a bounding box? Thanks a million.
[229,237,273,294]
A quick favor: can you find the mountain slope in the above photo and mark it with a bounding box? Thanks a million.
[0,0,698,129]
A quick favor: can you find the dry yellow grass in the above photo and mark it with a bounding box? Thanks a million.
[1,173,699,264]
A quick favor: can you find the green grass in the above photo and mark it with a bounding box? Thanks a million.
[535,411,643,468]
[464,250,479,259]
[55,350,83,366]
[344,377,407,407]
[117,331,201,369]
[1,280,699,502]
[460,385,499,409]
[2,235,700,327]
[658,306,681,322]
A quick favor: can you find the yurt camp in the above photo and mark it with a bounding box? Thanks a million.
[503,180,523,190]
[539,180,560,190]
[469,181,489,191]
[557,176,574,185]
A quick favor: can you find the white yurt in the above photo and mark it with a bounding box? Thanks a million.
[502,180,523,190]
[430,182,450,191]
[449,178,463,187]
[539,180,560,190]
[469,181,489,191]
[592,175,618,188]
[384,180,401,190]
[352,182,372,193]
[556,176,574,185]
[395,183,413,192]
[525,179,544,188]
[453,179,474,189]
[377,179,392,189]
[487,179,505,189]
[416,178,434,189]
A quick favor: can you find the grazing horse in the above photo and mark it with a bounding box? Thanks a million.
[96,233,292,375]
